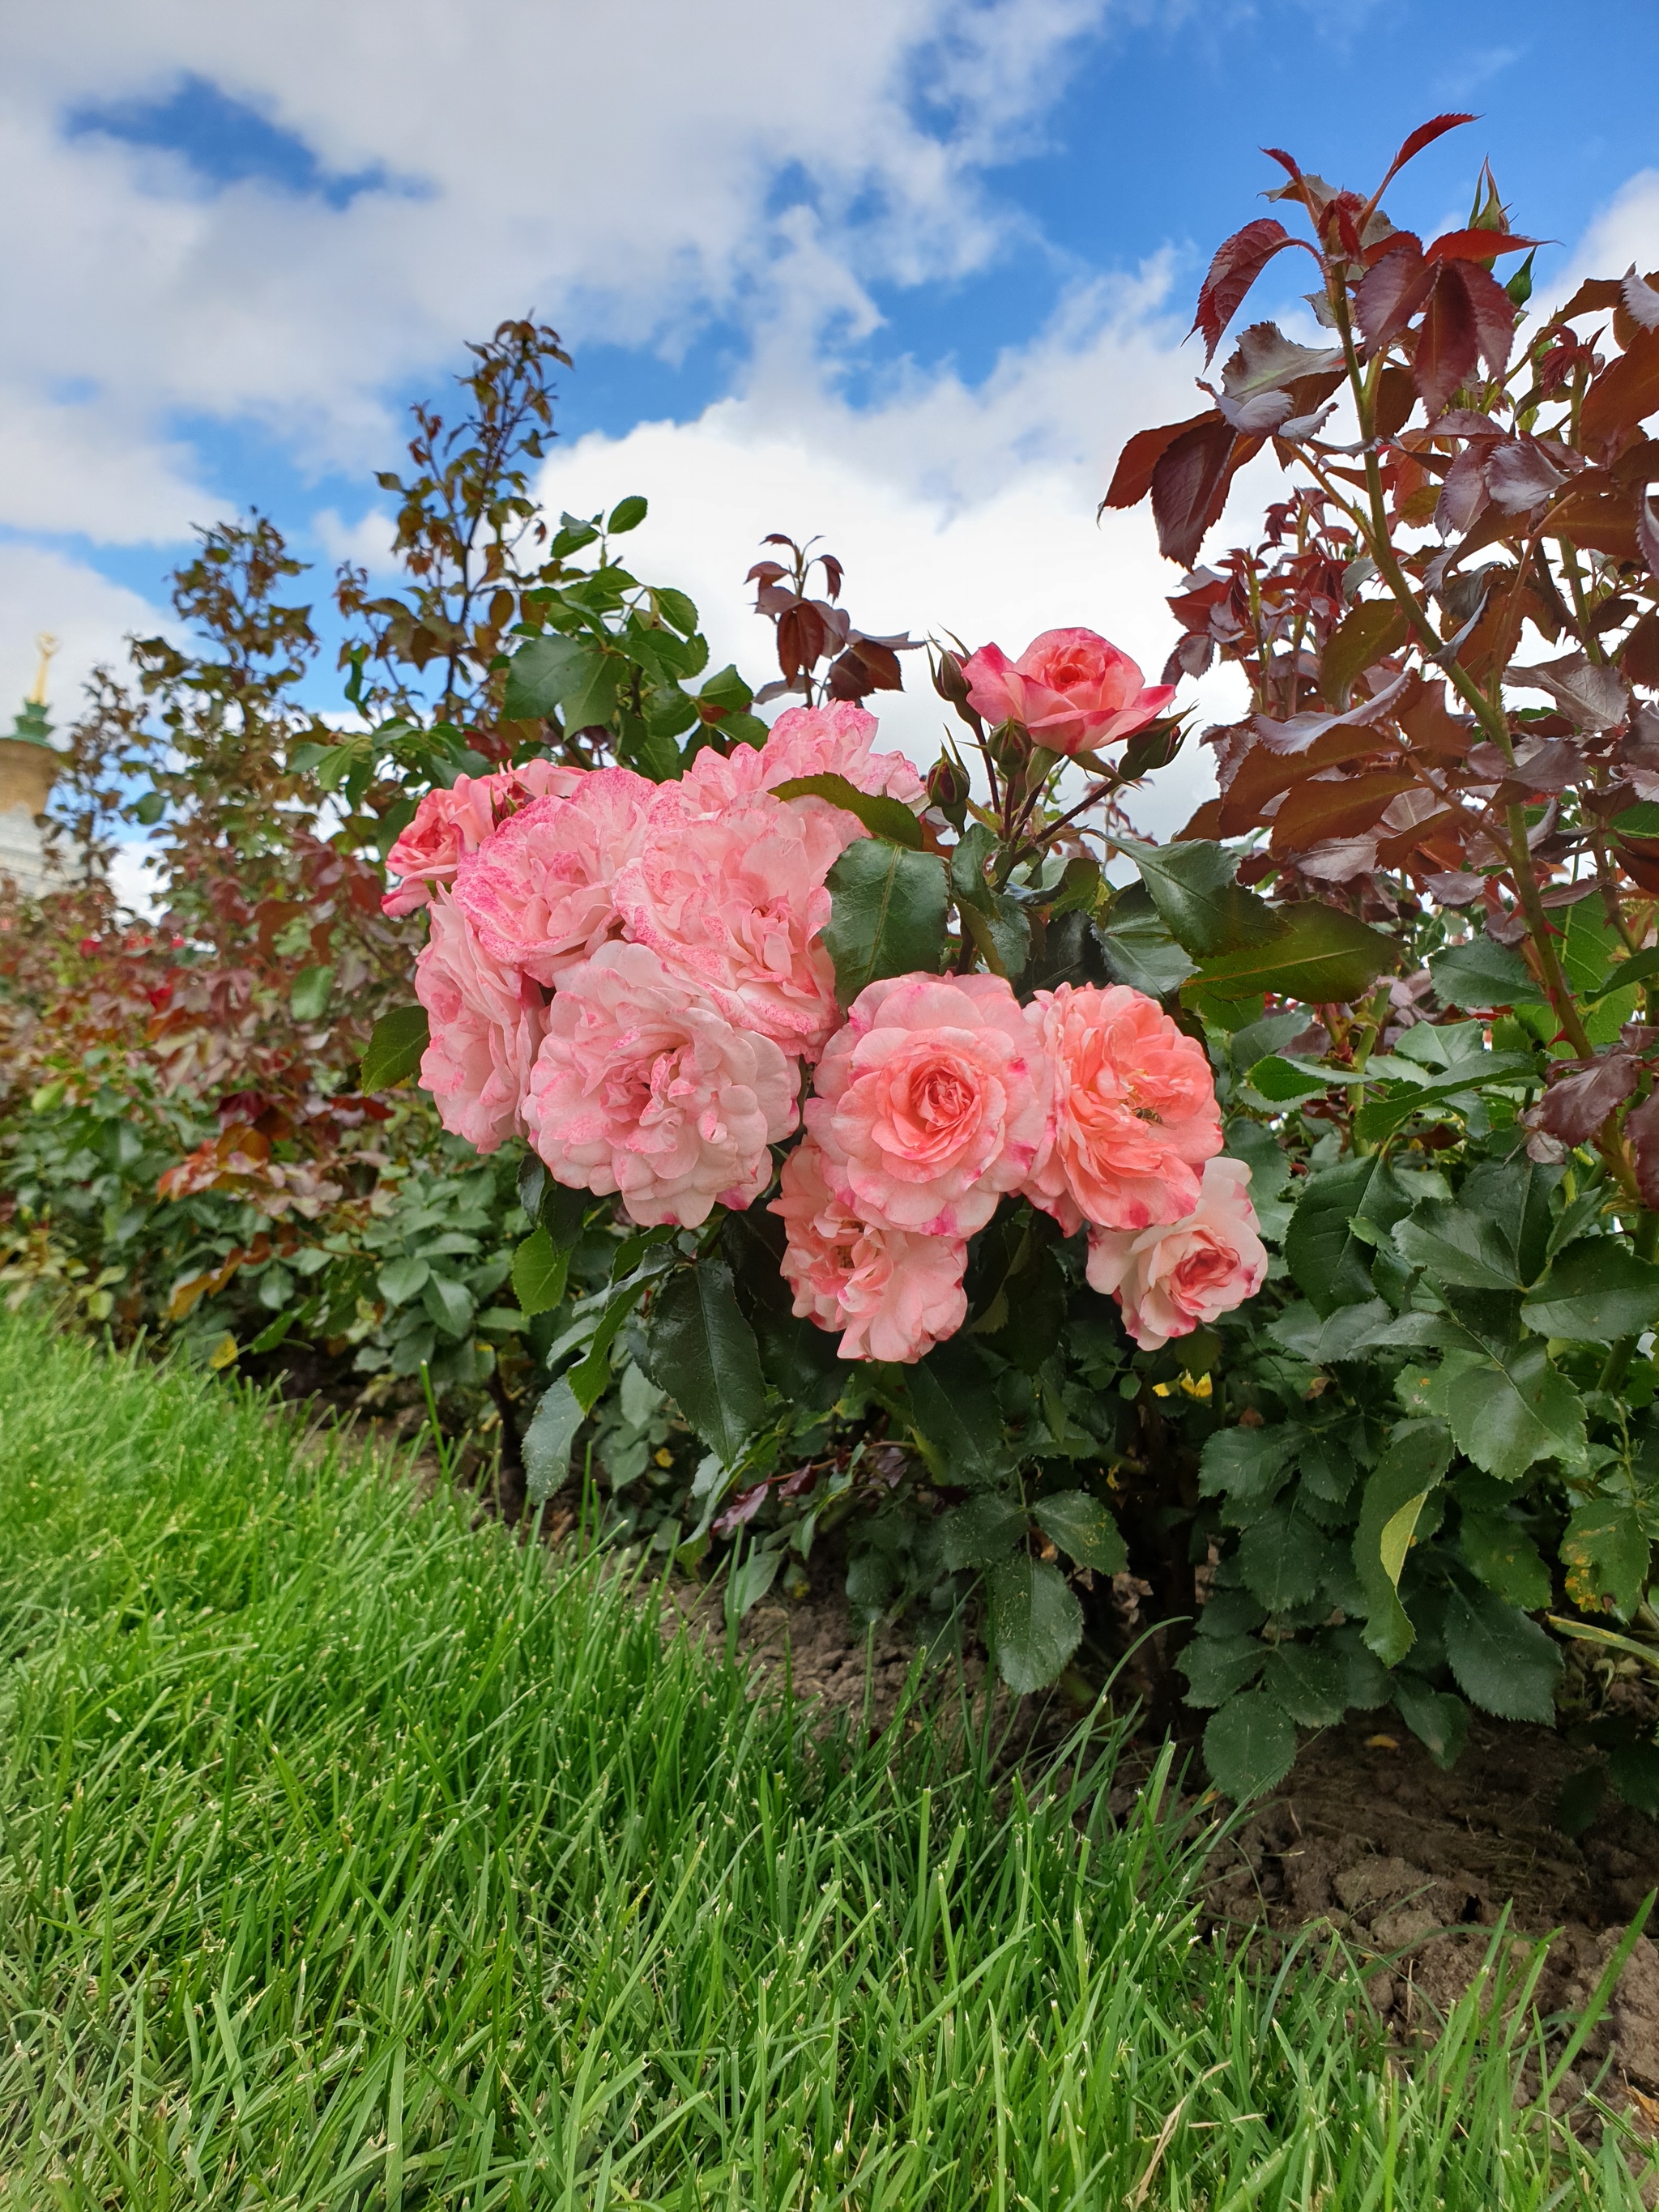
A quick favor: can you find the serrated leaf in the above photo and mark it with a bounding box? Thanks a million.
[821,841,948,1006]
[502,633,593,721]
[511,1226,569,1319]
[1203,1690,1297,1800]
[1031,1490,1128,1571]
[1429,938,1544,1012]
[1238,1508,1336,1612]
[1395,1202,1525,1290]
[1561,1499,1653,1618]
[1459,1510,1552,1609]
[290,963,335,1024]
[1266,1297,1393,1364]
[360,1004,429,1092]
[1394,1675,1470,1768]
[1607,1741,1659,1818]
[907,1341,1013,1486]
[1323,600,1411,709]
[1180,1634,1267,1707]
[939,1494,1027,1571]
[645,1259,766,1467]
[1113,834,1285,959]
[1091,884,1196,997]
[1190,901,1398,1004]
[1353,1425,1452,1664]
[523,1378,582,1505]
[421,1273,475,1340]
[1285,1156,1413,1316]
[1263,1639,1348,1728]
[1443,1584,1562,1722]
[1353,1052,1536,1144]
[1439,1342,1585,1481]
[1198,1423,1299,1502]
[987,1555,1083,1694]
[377,1255,430,1306]
[772,773,922,848]
[1521,1238,1659,1344]
[607,493,648,534]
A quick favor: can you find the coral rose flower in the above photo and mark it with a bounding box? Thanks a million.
[614,787,850,1060]
[413,890,546,1153]
[960,629,1174,756]
[681,700,926,814]
[1085,1156,1266,1349]
[772,1135,967,1364]
[382,759,583,916]
[806,973,1051,1238]
[453,766,655,986]
[1023,982,1222,1234]
[523,942,798,1229]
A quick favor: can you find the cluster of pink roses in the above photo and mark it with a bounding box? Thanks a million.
[385,639,1264,1363]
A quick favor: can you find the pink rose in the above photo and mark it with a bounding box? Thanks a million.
[614,787,849,1059]
[1023,983,1222,1235]
[961,629,1175,757]
[453,766,655,987]
[523,941,799,1228]
[413,890,546,1153]
[806,973,1050,1238]
[382,760,583,915]
[1085,1156,1266,1349]
[680,701,926,830]
[772,1135,967,1363]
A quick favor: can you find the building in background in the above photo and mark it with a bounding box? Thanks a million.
[0,637,62,897]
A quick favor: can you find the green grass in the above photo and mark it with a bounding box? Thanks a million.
[0,1313,1652,2209]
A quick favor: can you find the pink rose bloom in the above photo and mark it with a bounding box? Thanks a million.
[1024,982,1222,1234]
[382,760,584,915]
[772,1136,967,1364]
[680,701,926,829]
[413,890,546,1153]
[961,629,1175,757]
[523,941,798,1228]
[1085,1157,1266,1349]
[454,766,655,987]
[614,787,849,1059]
[806,973,1050,1238]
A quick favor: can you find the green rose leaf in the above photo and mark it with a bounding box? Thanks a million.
[1238,1508,1337,1613]
[821,841,949,1006]
[1443,1584,1562,1722]
[360,1004,429,1092]
[511,1225,569,1319]
[1285,1156,1413,1316]
[1428,939,1544,1012]
[1031,1490,1128,1572]
[907,1342,1013,1487]
[1263,1639,1349,1728]
[501,633,592,721]
[607,493,649,534]
[1112,834,1285,960]
[289,962,335,1024]
[772,773,923,849]
[938,1494,1028,1571]
[987,1554,1083,1695]
[1561,1499,1654,1619]
[522,1378,583,1506]
[1203,1690,1298,1801]
[1521,1238,1659,1344]
[1393,1676,1471,1769]
[421,1273,476,1340]
[377,1255,430,1306]
[1459,1510,1553,1610]
[1353,1424,1452,1665]
[645,1259,766,1468]
[1180,1634,1267,1709]
[1353,1053,1536,1144]
[1198,1423,1299,1504]
[1190,901,1397,1004]
[1091,884,1197,997]
[1394,1201,1526,1291]
[1437,1342,1585,1481]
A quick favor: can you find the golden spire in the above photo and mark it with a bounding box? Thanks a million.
[28,634,58,708]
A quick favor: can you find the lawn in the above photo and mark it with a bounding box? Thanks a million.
[0,1311,1651,2207]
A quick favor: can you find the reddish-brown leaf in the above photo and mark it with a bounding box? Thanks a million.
[1581,328,1659,459]
[1628,1090,1659,1209]
[1529,1051,1639,1146]
[1375,364,1418,439]
[1414,268,1480,417]
[1547,479,1642,563]
[1149,418,1241,568]
[1425,228,1542,262]
[1456,262,1520,379]
[1101,411,1220,511]
[1380,113,1476,191]
[1355,240,1436,352]
[1191,219,1295,363]
[1639,492,1659,582]
[1555,277,1623,320]
[1269,769,1418,854]
[1627,610,1659,688]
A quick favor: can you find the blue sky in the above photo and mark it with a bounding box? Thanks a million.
[4,0,1657,828]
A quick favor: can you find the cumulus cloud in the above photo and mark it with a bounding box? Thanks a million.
[1,0,1123,540]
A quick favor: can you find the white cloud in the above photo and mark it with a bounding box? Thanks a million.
[534,267,1249,840]
[1,0,1122,540]
[0,544,168,730]
[1546,168,1659,305]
